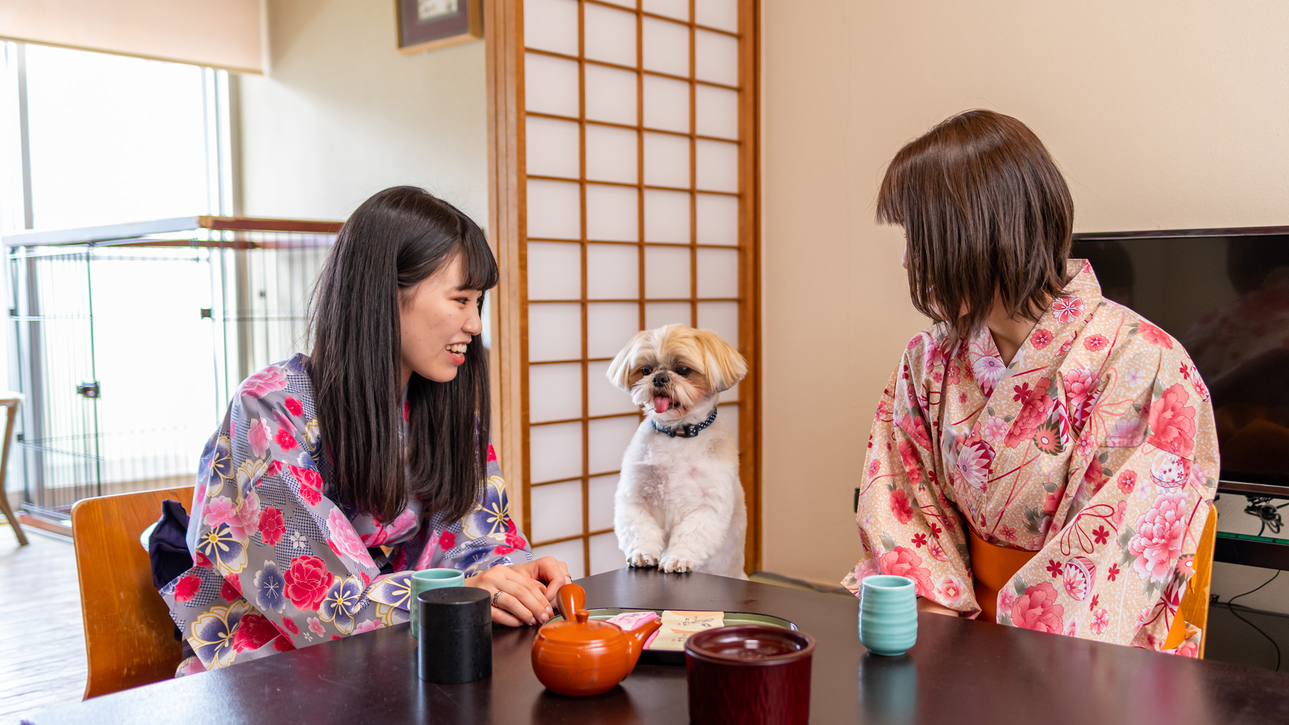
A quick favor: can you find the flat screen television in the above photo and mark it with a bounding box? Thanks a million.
[1071,226,1289,497]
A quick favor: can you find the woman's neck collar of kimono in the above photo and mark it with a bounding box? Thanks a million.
[985,292,1043,366]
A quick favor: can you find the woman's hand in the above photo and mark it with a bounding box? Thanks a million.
[465,556,572,627]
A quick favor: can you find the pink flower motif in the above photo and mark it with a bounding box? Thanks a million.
[1128,492,1188,582]
[926,539,949,562]
[982,416,1008,443]
[1052,296,1085,324]
[897,439,924,487]
[354,620,385,634]
[866,458,881,479]
[227,489,262,541]
[1147,383,1196,458]
[1083,334,1109,352]
[258,506,285,547]
[232,613,279,653]
[284,397,304,417]
[1063,368,1099,431]
[361,508,418,548]
[275,428,299,452]
[327,508,376,568]
[1117,470,1138,495]
[956,438,995,492]
[1090,608,1110,636]
[973,355,1007,397]
[921,333,943,371]
[290,465,324,507]
[247,418,272,459]
[878,547,935,598]
[938,576,966,606]
[997,585,1017,616]
[889,488,915,524]
[1137,321,1173,348]
[174,574,201,603]
[239,366,288,399]
[1106,416,1146,446]
[220,577,240,602]
[203,496,236,529]
[280,616,299,635]
[308,617,326,636]
[1176,641,1200,658]
[439,531,457,550]
[1010,582,1065,633]
[1031,328,1053,349]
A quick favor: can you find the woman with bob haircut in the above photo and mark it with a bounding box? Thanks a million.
[845,110,1219,655]
[162,186,570,673]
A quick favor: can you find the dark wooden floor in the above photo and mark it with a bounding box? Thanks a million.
[0,527,86,723]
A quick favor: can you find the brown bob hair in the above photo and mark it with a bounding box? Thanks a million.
[876,110,1074,342]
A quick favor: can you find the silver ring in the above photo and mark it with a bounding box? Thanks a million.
[491,590,503,607]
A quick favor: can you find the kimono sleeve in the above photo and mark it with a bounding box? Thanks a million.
[417,443,534,574]
[1000,354,1219,650]
[844,348,977,614]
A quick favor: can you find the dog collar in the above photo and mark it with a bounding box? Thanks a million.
[651,406,719,438]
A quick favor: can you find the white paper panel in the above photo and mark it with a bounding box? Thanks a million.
[642,75,689,133]
[643,0,688,21]
[586,184,639,242]
[695,85,738,140]
[524,0,580,55]
[719,402,739,441]
[694,29,739,86]
[588,415,642,474]
[527,303,582,361]
[695,0,738,33]
[526,179,581,239]
[587,302,641,359]
[642,16,689,77]
[590,532,629,574]
[695,139,738,193]
[529,421,583,483]
[526,116,580,179]
[644,245,691,299]
[643,132,690,188]
[588,359,640,416]
[529,363,584,423]
[645,302,691,329]
[584,3,637,67]
[588,474,620,531]
[696,193,738,246]
[524,52,579,117]
[530,480,584,543]
[527,241,581,300]
[585,64,638,125]
[532,539,585,577]
[598,0,637,7]
[697,301,738,347]
[585,124,638,184]
[644,189,690,243]
[696,247,738,298]
[586,243,639,300]
[722,380,739,402]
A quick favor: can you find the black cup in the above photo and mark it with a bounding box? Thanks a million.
[417,587,492,683]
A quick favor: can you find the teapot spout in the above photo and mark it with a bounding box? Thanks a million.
[624,618,663,670]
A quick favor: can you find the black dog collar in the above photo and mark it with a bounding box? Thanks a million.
[651,406,719,438]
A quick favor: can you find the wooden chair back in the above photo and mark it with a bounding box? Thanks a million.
[1163,504,1218,657]
[71,486,193,699]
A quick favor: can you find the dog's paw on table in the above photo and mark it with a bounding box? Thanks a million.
[627,551,661,568]
[658,554,696,573]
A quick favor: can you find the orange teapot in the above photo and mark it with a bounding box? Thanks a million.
[531,583,663,696]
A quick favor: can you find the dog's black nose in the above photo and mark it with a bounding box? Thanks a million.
[653,373,670,386]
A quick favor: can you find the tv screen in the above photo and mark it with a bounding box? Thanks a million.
[1071,227,1289,495]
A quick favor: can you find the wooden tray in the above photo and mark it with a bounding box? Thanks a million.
[542,608,799,665]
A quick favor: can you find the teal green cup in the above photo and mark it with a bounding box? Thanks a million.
[857,575,917,656]
[410,568,465,637]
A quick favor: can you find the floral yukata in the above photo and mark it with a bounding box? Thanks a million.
[162,353,530,674]
[845,261,1218,654]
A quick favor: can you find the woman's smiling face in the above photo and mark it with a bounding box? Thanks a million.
[399,253,483,387]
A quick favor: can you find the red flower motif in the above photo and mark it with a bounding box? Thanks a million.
[1031,328,1053,349]
[194,552,213,569]
[174,574,201,603]
[272,637,295,652]
[1147,383,1197,458]
[1137,321,1173,348]
[220,577,241,602]
[267,460,283,477]
[1117,470,1137,495]
[929,521,942,537]
[280,616,299,635]
[1046,559,1063,577]
[275,428,298,451]
[1083,334,1109,352]
[1107,564,1120,581]
[493,545,516,556]
[1090,593,1100,610]
[877,546,935,598]
[889,488,915,524]
[911,533,928,548]
[504,520,528,550]
[1010,582,1065,634]
[439,531,457,551]
[290,464,323,506]
[258,506,285,547]
[1052,296,1085,324]
[283,555,332,612]
[1093,525,1110,546]
[232,613,279,652]
[403,401,411,423]
[284,397,304,417]
[487,442,498,463]
[897,439,924,487]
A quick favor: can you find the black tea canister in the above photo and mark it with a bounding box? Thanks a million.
[417,586,492,683]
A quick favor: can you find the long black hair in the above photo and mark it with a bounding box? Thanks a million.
[310,186,498,523]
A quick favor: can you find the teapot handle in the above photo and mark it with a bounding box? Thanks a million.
[558,582,586,618]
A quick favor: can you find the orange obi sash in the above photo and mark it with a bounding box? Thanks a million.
[967,527,1037,624]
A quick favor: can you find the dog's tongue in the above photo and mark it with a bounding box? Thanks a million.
[653,396,671,414]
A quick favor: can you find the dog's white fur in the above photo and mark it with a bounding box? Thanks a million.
[606,324,748,578]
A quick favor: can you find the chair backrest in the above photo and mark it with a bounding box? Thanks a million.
[1184,504,1218,658]
[71,486,193,699]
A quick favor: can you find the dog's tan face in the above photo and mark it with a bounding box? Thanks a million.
[606,324,747,421]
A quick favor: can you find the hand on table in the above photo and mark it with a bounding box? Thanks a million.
[465,556,573,627]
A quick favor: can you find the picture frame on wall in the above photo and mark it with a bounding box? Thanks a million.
[396,0,483,54]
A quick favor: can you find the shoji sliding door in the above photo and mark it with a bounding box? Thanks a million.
[486,0,759,577]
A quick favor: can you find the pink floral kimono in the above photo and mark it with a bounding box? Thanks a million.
[845,262,1219,653]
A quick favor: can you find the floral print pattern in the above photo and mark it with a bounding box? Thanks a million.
[161,354,531,673]
[844,262,1218,653]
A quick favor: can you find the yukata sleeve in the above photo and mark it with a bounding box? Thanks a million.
[418,443,534,575]
[844,350,976,615]
[1000,346,1219,651]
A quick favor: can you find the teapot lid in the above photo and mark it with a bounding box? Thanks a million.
[539,609,624,644]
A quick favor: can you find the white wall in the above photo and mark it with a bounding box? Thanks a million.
[238,0,488,223]
[760,0,1289,614]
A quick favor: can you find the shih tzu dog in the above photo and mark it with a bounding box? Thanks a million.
[606,324,748,578]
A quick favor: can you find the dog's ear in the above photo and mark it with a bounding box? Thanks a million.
[606,329,652,391]
[693,329,747,393]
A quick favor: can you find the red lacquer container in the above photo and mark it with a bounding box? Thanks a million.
[684,625,816,725]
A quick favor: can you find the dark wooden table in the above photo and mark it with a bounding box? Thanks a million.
[27,568,1289,724]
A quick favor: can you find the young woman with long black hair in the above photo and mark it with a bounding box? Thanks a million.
[162,186,569,673]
